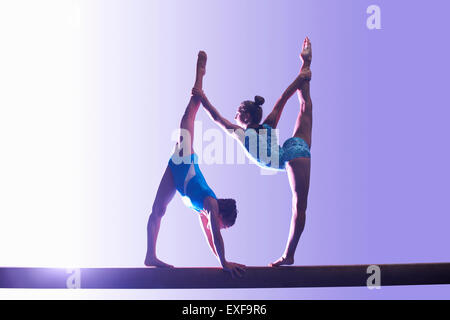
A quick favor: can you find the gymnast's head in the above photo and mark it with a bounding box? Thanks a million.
[217,198,238,229]
[235,96,265,128]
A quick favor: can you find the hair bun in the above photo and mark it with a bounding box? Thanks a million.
[254,96,265,106]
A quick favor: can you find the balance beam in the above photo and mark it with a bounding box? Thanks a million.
[1,263,449,289]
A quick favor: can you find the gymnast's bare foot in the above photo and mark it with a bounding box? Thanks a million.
[194,50,207,89]
[144,256,174,268]
[269,256,295,267]
[300,36,312,68]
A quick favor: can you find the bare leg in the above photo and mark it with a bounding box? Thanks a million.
[293,37,313,147]
[145,51,207,267]
[270,38,313,267]
[270,158,310,267]
[179,51,207,151]
[262,38,311,130]
[145,165,176,268]
[292,80,312,147]
[194,51,207,90]
[300,36,312,69]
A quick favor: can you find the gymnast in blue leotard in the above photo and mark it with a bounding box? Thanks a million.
[242,122,311,171]
[193,37,314,268]
[144,51,245,278]
[168,150,216,212]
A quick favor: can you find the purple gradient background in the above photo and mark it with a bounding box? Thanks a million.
[1,0,450,299]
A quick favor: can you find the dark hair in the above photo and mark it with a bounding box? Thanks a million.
[239,95,265,125]
[217,198,238,228]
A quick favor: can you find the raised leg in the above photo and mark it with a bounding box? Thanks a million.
[300,37,312,69]
[292,80,312,148]
[194,51,207,90]
[292,37,313,148]
[270,157,311,267]
[261,38,311,130]
[144,165,176,268]
[178,51,207,153]
[145,51,207,267]
[270,38,313,267]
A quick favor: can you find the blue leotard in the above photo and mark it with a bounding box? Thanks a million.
[244,124,311,171]
[168,152,217,212]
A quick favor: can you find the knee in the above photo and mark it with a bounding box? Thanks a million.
[297,199,308,213]
[151,203,167,219]
[293,205,307,226]
[293,192,308,213]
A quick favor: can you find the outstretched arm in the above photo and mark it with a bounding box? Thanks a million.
[263,69,310,129]
[198,214,217,257]
[204,199,227,266]
[203,198,245,278]
[193,88,243,135]
[176,51,207,154]
[263,37,313,129]
[262,78,299,129]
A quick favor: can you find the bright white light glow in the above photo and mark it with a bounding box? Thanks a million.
[0,1,85,267]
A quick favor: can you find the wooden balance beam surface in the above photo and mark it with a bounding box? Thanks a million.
[0,263,449,289]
